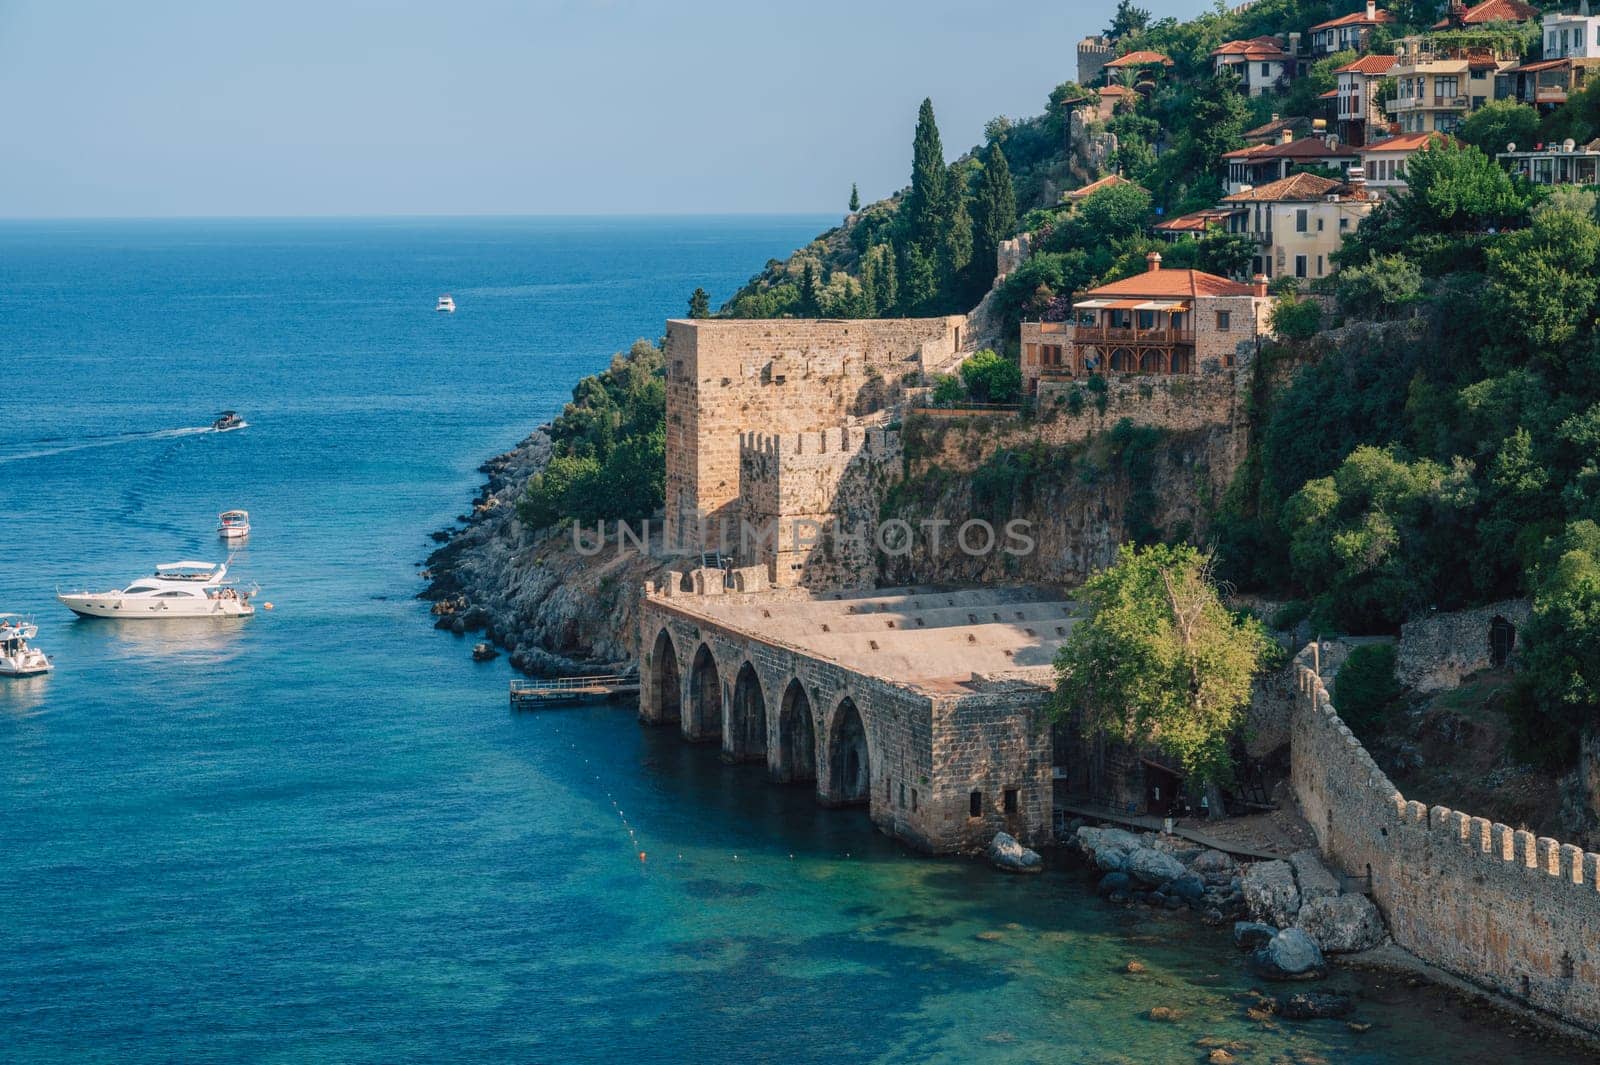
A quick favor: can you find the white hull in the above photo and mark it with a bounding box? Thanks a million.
[219,527,250,539]
[58,594,254,619]
[0,656,51,677]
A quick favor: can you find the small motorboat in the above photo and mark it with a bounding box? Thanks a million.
[212,411,246,432]
[0,615,52,677]
[218,509,251,539]
[436,294,456,313]
[58,561,256,619]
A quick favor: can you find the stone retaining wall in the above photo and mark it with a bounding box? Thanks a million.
[1396,599,1531,692]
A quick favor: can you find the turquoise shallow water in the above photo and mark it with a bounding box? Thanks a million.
[0,218,1587,1063]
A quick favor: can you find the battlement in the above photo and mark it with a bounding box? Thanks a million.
[738,427,900,459]
[1291,646,1600,1034]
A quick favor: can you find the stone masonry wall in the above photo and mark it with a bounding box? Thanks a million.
[637,585,1051,854]
[737,427,903,590]
[1292,646,1600,1037]
[663,317,966,550]
[1396,599,1532,692]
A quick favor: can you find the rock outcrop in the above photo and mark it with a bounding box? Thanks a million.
[987,831,1044,874]
[1295,894,1386,954]
[1242,859,1302,928]
[1250,928,1326,980]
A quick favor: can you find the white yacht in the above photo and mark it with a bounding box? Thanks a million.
[218,509,251,540]
[58,562,256,619]
[0,615,51,677]
[436,294,456,313]
[212,411,247,432]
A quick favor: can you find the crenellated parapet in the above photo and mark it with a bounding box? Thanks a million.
[738,426,901,460]
[1291,646,1600,1035]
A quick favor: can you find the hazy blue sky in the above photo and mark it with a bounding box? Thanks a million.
[0,1,1214,218]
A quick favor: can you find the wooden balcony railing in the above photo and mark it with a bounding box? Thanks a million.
[1072,325,1196,345]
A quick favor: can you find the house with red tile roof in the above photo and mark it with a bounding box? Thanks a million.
[1064,173,1144,203]
[1335,54,1399,147]
[1243,113,1313,147]
[1433,0,1539,31]
[1311,1,1396,56]
[1388,34,1521,135]
[1220,172,1377,281]
[1501,11,1600,111]
[1019,253,1272,389]
[1222,132,1362,193]
[1212,37,1294,97]
[1153,207,1238,241]
[1102,50,1174,94]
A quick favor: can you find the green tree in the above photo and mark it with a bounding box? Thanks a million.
[1485,204,1600,355]
[900,98,953,312]
[849,183,861,212]
[1106,0,1152,39]
[687,287,711,319]
[930,373,965,407]
[799,260,821,317]
[1458,99,1540,158]
[1393,138,1531,234]
[1334,254,1424,318]
[1051,544,1275,783]
[971,142,1018,292]
[1270,293,1323,340]
[960,349,1022,404]
[1333,643,1404,738]
[1513,520,1600,767]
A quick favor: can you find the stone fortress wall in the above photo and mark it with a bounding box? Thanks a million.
[663,316,966,552]
[1292,645,1600,1037]
[1395,598,1532,692]
[737,427,903,589]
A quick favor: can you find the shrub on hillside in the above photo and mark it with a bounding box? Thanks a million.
[960,349,1022,404]
[1334,643,1403,738]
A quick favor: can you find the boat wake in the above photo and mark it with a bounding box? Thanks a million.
[0,426,218,465]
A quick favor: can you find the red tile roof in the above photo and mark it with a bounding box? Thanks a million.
[1337,55,1399,76]
[1222,138,1358,162]
[1083,266,1254,300]
[1097,84,1137,97]
[1212,36,1290,60]
[1222,172,1344,202]
[1105,50,1174,68]
[1310,7,1396,31]
[1153,208,1238,233]
[1066,173,1143,200]
[1363,132,1451,153]
[1432,0,1539,28]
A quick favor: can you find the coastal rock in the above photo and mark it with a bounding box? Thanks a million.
[1190,849,1238,881]
[1232,921,1277,950]
[1242,859,1302,928]
[1169,872,1207,902]
[1289,850,1340,904]
[1276,991,1354,1020]
[471,641,499,662]
[1250,928,1327,981]
[987,832,1043,874]
[1075,826,1141,872]
[1295,894,1386,954]
[1126,847,1186,886]
[1097,872,1132,897]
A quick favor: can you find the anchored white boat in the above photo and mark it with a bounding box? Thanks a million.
[436,294,456,313]
[218,509,251,540]
[58,561,256,619]
[0,615,51,677]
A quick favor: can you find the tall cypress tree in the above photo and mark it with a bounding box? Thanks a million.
[799,260,820,317]
[971,142,1017,289]
[849,183,861,212]
[688,287,711,319]
[900,98,951,313]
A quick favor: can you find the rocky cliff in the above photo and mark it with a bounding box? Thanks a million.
[420,429,674,674]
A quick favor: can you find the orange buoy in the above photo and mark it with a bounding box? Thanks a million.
[262,602,274,610]
[638,852,647,862]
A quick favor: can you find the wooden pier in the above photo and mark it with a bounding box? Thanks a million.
[508,674,639,709]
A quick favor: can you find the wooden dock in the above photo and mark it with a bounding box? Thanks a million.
[509,674,639,709]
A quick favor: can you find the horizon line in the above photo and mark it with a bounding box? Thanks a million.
[0,210,845,223]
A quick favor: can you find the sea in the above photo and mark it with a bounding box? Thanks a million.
[0,217,1585,1064]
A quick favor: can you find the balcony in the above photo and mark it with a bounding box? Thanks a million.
[1388,94,1469,113]
[1073,325,1196,346]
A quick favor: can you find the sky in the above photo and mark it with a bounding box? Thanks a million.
[0,1,1215,218]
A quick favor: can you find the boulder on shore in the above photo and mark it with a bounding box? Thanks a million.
[1097,871,1132,897]
[1250,928,1327,981]
[1289,849,1340,904]
[1242,859,1302,928]
[1232,921,1277,951]
[1126,847,1187,886]
[1296,894,1386,953]
[988,832,1043,874]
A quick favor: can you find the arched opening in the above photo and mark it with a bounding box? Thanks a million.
[1139,350,1161,374]
[649,628,681,724]
[1110,348,1132,372]
[728,662,768,763]
[826,697,871,806]
[1490,615,1516,669]
[775,679,816,784]
[1170,350,1189,374]
[687,643,723,742]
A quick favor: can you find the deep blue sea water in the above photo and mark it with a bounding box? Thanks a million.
[0,217,1587,1064]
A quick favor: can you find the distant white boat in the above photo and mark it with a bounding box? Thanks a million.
[58,561,256,619]
[436,295,456,313]
[0,615,51,677]
[218,509,251,540]
[212,410,247,432]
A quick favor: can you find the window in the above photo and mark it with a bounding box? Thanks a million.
[1003,789,1019,814]
[969,791,983,818]
[1340,216,1350,230]
[1295,208,1308,233]
[1317,255,1324,276]
[1295,254,1308,278]
[1316,217,1325,232]
[1024,343,1038,366]
[1215,310,1232,332]
[1436,76,1458,100]
[899,782,906,808]
[1261,62,1270,77]
[1137,310,1156,330]
[911,788,918,812]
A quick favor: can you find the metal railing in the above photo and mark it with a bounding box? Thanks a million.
[510,674,634,694]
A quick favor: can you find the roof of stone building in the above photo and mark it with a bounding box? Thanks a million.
[1243,114,1309,140]
[1097,84,1138,97]
[654,585,1078,694]
[1310,7,1396,31]
[1432,0,1539,28]
[1153,207,1238,233]
[1212,36,1290,60]
[1362,132,1446,153]
[1337,54,1400,76]
[1065,173,1144,200]
[1222,172,1344,202]
[1081,264,1254,300]
[1105,50,1174,68]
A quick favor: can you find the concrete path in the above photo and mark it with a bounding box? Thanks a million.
[1056,802,1291,861]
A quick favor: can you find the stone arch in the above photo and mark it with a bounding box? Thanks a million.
[1139,350,1161,373]
[824,696,872,807]
[774,678,817,784]
[686,643,723,742]
[727,661,768,763]
[1490,615,1516,669]
[649,628,681,724]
